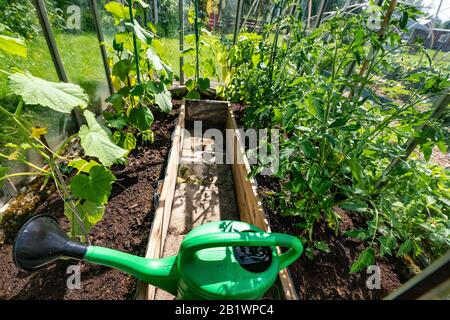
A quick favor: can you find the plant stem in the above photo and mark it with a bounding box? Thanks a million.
[194,0,200,86]
[41,135,90,244]
[369,201,379,246]
[128,0,141,84]
[1,172,48,179]
[14,100,23,116]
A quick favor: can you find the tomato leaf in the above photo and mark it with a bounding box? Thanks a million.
[350,247,375,273]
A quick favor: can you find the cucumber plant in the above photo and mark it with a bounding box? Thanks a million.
[0,35,125,241]
[181,0,225,99]
[103,0,173,150]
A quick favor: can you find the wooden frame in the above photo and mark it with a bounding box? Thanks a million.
[226,105,299,300]
[136,99,298,300]
[135,104,185,300]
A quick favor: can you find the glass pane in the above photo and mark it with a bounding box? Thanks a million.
[45,0,110,113]
[0,0,76,196]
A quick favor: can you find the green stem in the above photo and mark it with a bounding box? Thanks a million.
[194,0,200,86]
[1,172,48,179]
[128,0,141,84]
[14,100,23,116]
[0,105,50,160]
[369,201,379,246]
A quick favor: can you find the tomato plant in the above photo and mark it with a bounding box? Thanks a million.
[222,0,449,271]
[181,0,225,99]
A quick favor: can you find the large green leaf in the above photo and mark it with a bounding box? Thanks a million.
[198,78,210,91]
[378,235,397,257]
[64,201,105,239]
[112,59,132,81]
[78,110,128,166]
[155,89,172,113]
[146,48,164,71]
[70,165,116,204]
[124,21,153,44]
[146,48,173,80]
[341,200,368,213]
[8,73,89,113]
[300,139,317,159]
[129,106,154,131]
[397,239,414,257]
[68,158,100,174]
[104,2,134,24]
[113,131,137,151]
[0,35,27,57]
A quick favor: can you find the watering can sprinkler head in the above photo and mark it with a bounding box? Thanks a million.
[13,215,303,299]
[13,215,87,271]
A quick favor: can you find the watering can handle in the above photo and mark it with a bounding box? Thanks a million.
[180,232,303,271]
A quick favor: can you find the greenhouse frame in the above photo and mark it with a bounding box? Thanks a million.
[0,0,449,302]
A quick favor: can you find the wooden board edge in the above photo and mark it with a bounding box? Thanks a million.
[135,104,185,300]
[226,105,299,301]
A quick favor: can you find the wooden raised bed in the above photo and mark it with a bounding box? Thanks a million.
[135,99,298,300]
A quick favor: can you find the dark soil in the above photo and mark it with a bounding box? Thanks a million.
[231,103,402,300]
[258,175,402,299]
[0,104,180,300]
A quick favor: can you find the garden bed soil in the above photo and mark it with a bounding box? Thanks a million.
[0,103,180,300]
[231,103,403,300]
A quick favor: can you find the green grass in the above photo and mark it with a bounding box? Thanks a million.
[399,48,450,72]
[0,33,109,103]
[0,33,224,105]
[0,33,107,154]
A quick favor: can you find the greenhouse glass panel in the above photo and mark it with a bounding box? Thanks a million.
[44,0,111,113]
[0,0,76,199]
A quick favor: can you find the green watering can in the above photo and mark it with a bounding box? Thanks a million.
[13,215,303,300]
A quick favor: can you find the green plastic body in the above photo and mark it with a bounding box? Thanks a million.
[84,220,302,300]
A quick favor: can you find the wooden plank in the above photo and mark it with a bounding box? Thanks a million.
[185,99,228,125]
[137,100,297,300]
[226,106,299,300]
[135,104,185,300]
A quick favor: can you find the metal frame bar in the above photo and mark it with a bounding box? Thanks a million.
[314,0,327,29]
[233,0,243,45]
[90,0,115,96]
[32,0,67,83]
[32,0,83,126]
[385,250,450,299]
[153,0,159,25]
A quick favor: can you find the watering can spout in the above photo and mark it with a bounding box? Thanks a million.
[84,246,179,296]
[13,215,179,295]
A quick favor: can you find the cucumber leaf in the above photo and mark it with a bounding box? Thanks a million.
[8,72,89,113]
[129,106,154,131]
[70,165,116,204]
[78,110,127,166]
[0,35,27,57]
[155,89,172,113]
